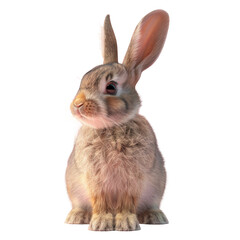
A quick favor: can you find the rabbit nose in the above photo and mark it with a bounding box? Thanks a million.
[73,99,84,108]
[73,92,86,108]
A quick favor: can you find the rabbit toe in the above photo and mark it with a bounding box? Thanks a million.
[115,212,140,231]
[89,213,114,231]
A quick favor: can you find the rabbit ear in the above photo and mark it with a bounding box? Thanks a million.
[102,15,118,64]
[123,10,169,84]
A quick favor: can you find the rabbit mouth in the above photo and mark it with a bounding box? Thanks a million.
[71,99,99,118]
[74,108,93,121]
[72,106,104,128]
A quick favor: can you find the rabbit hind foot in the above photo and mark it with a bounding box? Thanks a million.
[138,209,168,224]
[65,208,91,224]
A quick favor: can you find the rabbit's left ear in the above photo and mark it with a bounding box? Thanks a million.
[102,15,118,64]
[123,10,169,85]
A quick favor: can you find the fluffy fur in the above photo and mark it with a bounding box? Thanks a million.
[65,10,169,231]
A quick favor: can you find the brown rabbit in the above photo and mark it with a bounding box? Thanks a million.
[65,10,169,231]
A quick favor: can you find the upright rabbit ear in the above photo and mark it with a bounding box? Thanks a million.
[102,15,118,64]
[123,10,169,85]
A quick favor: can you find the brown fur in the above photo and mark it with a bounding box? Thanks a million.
[105,96,127,115]
[65,10,169,231]
[102,15,118,64]
[66,115,168,230]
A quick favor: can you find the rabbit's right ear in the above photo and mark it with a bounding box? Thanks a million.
[102,15,118,64]
[123,10,169,85]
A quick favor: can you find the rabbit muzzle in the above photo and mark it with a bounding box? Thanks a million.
[78,100,99,117]
[71,92,99,119]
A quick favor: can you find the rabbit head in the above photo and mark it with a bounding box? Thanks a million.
[70,10,169,128]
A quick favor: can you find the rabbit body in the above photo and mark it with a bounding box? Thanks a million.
[66,114,168,230]
[65,10,169,231]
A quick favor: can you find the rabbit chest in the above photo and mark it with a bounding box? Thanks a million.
[74,118,155,199]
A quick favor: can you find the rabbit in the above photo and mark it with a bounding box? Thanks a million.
[65,9,169,231]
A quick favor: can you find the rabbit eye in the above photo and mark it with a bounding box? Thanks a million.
[106,81,117,95]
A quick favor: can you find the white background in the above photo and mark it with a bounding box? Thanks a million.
[0,0,239,239]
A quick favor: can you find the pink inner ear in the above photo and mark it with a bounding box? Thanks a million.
[141,17,163,59]
[136,10,169,70]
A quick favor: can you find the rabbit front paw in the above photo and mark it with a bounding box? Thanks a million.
[115,212,140,231]
[65,208,91,224]
[88,213,114,231]
[138,209,168,224]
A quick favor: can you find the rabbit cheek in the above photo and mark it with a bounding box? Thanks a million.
[106,97,127,116]
[80,100,99,117]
